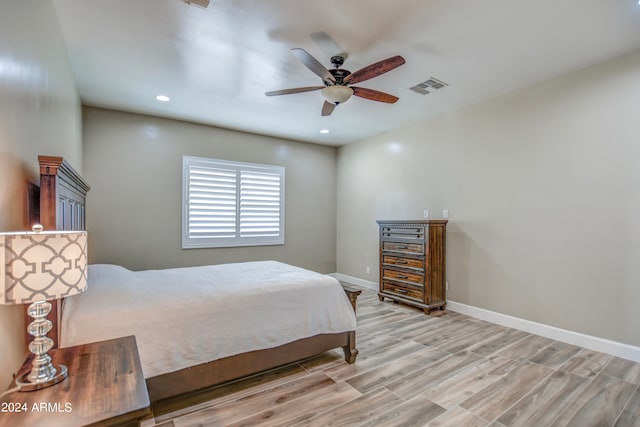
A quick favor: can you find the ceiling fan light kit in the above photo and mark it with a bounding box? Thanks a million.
[321,85,354,104]
[266,46,405,116]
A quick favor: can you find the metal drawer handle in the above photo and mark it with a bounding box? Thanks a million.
[396,289,408,294]
[396,274,408,279]
[396,245,408,249]
[395,260,408,264]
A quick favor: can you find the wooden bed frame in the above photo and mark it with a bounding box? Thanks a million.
[27,155,358,403]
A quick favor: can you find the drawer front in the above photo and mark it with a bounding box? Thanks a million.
[382,281,423,301]
[382,255,424,270]
[382,241,424,254]
[381,226,424,235]
[382,268,424,285]
[381,226,424,241]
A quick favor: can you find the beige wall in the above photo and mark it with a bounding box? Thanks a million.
[337,50,640,347]
[82,107,337,273]
[0,1,82,388]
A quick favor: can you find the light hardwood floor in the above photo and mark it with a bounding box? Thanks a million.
[148,286,640,427]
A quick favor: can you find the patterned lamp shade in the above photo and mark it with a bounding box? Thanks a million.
[0,229,87,305]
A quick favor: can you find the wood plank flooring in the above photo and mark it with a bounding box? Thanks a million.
[146,286,640,427]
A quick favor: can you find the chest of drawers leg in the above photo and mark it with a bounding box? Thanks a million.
[377,220,447,314]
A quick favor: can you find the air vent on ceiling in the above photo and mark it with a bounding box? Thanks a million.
[410,77,448,95]
[185,0,210,8]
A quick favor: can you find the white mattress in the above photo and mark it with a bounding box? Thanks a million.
[60,261,357,378]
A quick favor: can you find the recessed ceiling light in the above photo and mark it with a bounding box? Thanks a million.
[155,95,170,102]
[319,129,330,134]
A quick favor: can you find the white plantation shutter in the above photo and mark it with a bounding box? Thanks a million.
[187,166,237,239]
[240,170,282,238]
[182,156,285,248]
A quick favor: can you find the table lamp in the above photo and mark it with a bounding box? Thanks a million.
[0,225,87,391]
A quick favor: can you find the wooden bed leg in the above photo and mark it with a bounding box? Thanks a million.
[341,284,362,314]
[342,331,358,364]
[343,346,358,364]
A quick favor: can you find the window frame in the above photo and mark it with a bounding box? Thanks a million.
[182,156,285,249]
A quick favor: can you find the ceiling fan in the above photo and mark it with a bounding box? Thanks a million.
[266,48,405,116]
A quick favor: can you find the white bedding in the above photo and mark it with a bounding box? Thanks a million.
[60,261,357,378]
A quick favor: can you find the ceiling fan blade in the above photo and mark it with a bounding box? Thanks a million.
[290,48,336,84]
[265,86,324,96]
[352,87,399,103]
[310,32,348,60]
[321,101,336,116]
[343,55,405,85]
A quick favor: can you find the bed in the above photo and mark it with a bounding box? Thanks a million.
[27,155,358,403]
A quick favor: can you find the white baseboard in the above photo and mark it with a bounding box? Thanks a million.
[331,273,378,291]
[329,273,640,363]
[446,300,640,363]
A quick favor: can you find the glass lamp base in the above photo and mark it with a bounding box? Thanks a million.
[17,300,68,391]
[15,364,68,391]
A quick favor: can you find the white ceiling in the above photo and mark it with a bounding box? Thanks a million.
[52,0,640,146]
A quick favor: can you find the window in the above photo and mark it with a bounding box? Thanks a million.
[182,156,285,248]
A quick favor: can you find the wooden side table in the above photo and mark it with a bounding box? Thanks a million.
[0,336,150,427]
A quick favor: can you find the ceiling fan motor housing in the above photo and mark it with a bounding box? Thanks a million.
[328,68,351,85]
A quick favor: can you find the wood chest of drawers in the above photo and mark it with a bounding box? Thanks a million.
[377,220,448,314]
